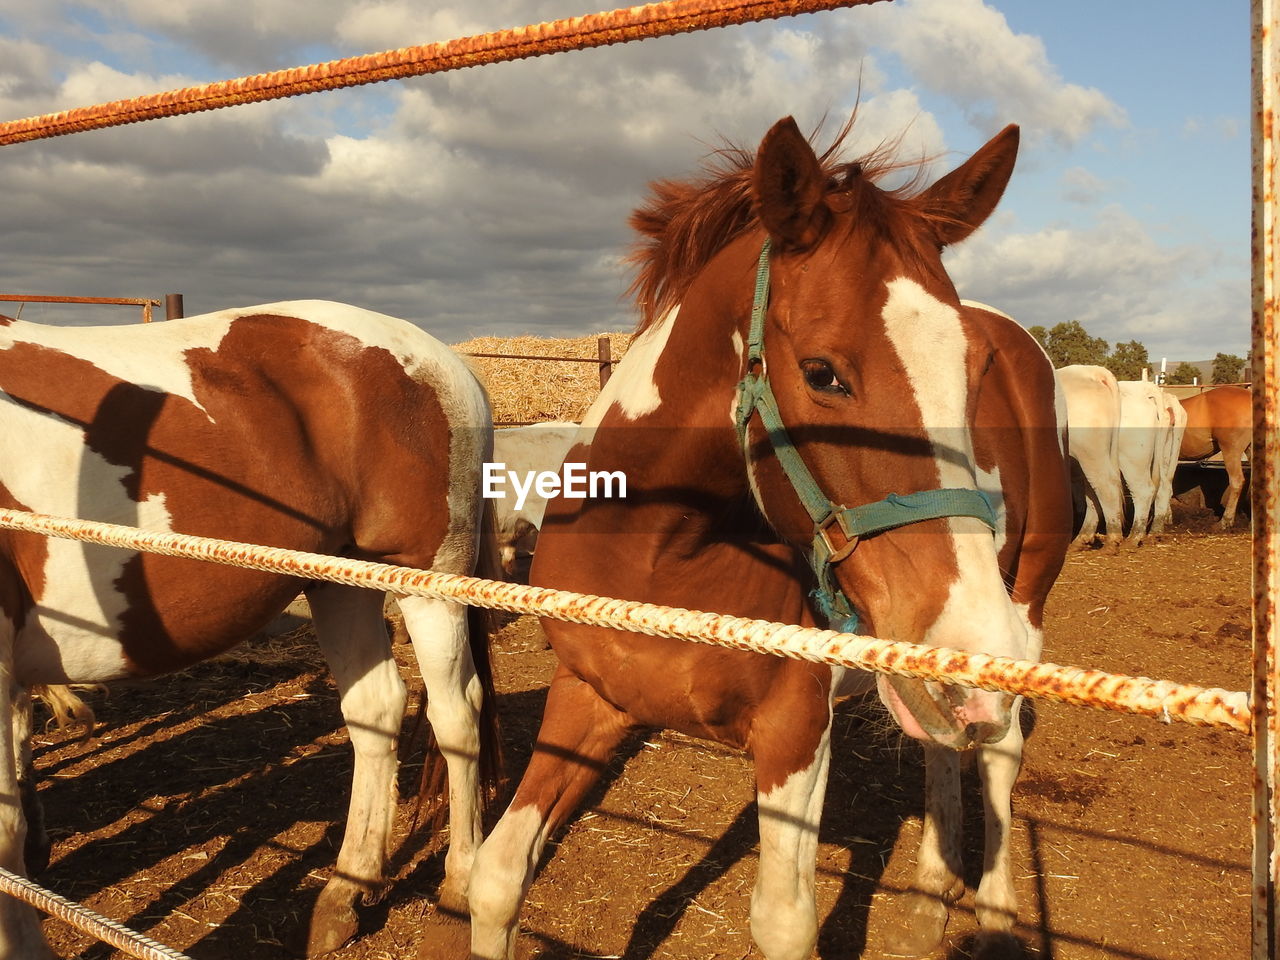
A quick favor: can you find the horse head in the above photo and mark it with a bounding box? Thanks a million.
[733,116,1024,750]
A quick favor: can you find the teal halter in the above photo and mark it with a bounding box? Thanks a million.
[732,238,997,633]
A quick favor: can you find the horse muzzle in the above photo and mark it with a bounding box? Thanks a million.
[878,673,1014,749]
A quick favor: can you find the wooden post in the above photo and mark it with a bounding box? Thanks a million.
[598,335,612,388]
[165,294,184,320]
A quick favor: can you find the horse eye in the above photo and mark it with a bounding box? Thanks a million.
[801,359,847,395]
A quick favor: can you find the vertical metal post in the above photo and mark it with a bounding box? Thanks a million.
[598,335,612,388]
[165,294,184,320]
[141,301,152,323]
[1251,2,1279,958]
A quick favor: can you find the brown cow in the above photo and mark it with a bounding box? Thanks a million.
[1178,385,1252,528]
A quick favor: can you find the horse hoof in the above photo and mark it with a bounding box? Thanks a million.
[971,930,1026,960]
[305,886,361,957]
[23,835,50,878]
[883,890,949,956]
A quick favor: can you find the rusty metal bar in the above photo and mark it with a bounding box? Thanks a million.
[0,294,162,325]
[0,0,885,147]
[0,507,1251,733]
[1252,0,1279,956]
[461,351,605,364]
[0,867,192,960]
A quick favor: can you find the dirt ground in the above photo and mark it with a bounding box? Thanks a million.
[33,499,1253,960]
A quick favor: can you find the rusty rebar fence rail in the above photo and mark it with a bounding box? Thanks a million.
[0,0,884,147]
[0,507,1251,734]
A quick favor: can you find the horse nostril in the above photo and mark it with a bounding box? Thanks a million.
[966,721,997,744]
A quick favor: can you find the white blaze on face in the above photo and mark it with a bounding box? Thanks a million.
[880,279,1027,661]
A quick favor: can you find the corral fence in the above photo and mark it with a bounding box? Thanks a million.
[462,334,617,392]
[0,1,1273,960]
[0,294,183,325]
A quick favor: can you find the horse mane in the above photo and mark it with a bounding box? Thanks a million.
[625,117,943,332]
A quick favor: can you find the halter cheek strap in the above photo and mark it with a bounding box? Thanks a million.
[733,238,997,632]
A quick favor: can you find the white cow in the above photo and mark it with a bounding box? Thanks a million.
[1057,365,1124,550]
[1151,389,1188,535]
[490,421,581,575]
[1116,378,1166,546]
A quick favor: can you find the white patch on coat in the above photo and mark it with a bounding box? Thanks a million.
[751,715,832,960]
[974,463,1007,558]
[0,315,236,415]
[881,279,1025,660]
[581,306,677,430]
[1,387,167,681]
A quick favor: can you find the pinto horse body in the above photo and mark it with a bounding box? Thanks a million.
[0,302,498,958]
[466,118,1071,960]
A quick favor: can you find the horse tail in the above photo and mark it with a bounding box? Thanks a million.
[413,497,505,831]
[471,496,505,808]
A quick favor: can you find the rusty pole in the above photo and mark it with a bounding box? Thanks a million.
[1251,0,1279,957]
[598,335,613,388]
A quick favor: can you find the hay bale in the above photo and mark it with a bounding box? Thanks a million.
[453,332,632,424]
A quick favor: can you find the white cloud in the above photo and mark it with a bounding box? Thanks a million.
[1060,166,1109,205]
[860,0,1125,147]
[0,0,1239,360]
[944,206,1249,357]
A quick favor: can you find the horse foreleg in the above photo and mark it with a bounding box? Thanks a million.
[0,625,54,959]
[306,584,407,957]
[749,704,833,960]
[885,744,964,957]
[399,595,485,912]
[468,668,635,960]
[973,699,1027,955]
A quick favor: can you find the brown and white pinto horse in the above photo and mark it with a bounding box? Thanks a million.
[1178,384,1252,528]
[0,302,500,958]
[465,119,1071,959]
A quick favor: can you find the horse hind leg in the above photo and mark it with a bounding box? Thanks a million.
[397,594,490,913]
[0,622,55,959]
[1220,454,1246,528]
[466,667,636,960]
[305,583,407,957]
[11,688,47,877]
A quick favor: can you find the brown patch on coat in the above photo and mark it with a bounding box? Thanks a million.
[0,314,453,677]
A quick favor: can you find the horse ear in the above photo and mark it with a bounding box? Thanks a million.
[921,124,1020,247]
[753,116,831,251]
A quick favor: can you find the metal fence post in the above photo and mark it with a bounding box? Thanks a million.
[1251,1,1279,958]
[165,294,184,320]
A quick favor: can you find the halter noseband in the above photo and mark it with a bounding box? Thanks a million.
[733,238,997,633]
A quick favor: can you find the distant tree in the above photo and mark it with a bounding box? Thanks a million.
[1211,352,1245,383]
[1166,361,1202,385]
[1027,325,1048,351]
[1104,340,1151,381]
[1043,320,1108,368]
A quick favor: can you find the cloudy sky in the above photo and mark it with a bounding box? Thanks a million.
[0,0,1251,360]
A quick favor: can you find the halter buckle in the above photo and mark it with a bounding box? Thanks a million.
[817,509,859,563]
